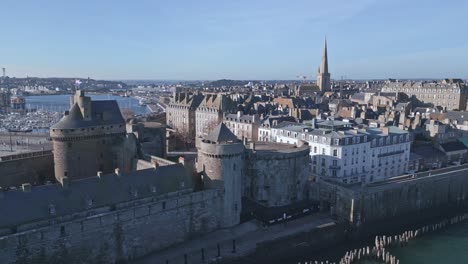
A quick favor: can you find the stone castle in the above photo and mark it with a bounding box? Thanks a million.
[50,90,137,183]
[0,91,312,263]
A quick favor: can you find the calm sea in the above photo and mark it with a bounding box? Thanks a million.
[237,221,468,264]
[390,221,468,264]
[302,221,468,264]
[24,94,149,115]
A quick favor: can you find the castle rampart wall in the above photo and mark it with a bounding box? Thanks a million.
[0,150,54,188]
[0,189,221,264]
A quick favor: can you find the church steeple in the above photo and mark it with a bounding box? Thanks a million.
[320,38,328,74]
[317,37,331,92]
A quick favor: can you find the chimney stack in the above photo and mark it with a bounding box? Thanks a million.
[381,127,390,135]
[250,142,256,151]
[178,156,185,165]
[61,177,69,189]
[151,159,159,169]
[22,183,31,192]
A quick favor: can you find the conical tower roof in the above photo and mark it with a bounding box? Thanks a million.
[68,103,84,121]
[51,103,85,129]
[204,123,238,143]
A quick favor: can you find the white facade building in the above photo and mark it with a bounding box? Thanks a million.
[258,116,297,142]
[272,120,411,184]
[223,112,260,141]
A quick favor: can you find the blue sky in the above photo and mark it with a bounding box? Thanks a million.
[1,0,468,80]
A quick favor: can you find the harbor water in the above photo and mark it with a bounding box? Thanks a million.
[25,94,149,115]
[236,215,468,264]
[291,221,468,264]
[390,221,468,264]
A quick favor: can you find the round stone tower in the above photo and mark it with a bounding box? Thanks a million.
[197,123,244,228]
[50,90,129,184]
[50,102,99,183]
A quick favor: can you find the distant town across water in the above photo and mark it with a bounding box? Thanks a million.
[25,94,150,115]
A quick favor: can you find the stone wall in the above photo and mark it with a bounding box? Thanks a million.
[244,147,311,207]
[0,150,54,188]
[0,189,221,264]
[318,166,468,226]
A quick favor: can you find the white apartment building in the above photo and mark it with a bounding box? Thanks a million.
[272,120,411,184]
[257,116,297,142]
[223,112,260,141]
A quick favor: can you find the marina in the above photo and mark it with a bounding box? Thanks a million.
[24,94,150,115]
[0,94,152,133]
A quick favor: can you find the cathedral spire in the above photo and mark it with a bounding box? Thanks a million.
[320,37,328,74]
[317,37,331,92]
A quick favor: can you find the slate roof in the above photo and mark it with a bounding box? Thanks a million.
[260,115,297,127]
[296,85,320,94]
[171,93,203,109]
[0,164,191,228]
[198,94,236,112]
[50,103,86,129]
[411,144,446,160]
[444,111,468,123]
[52,100,125,129]
[204,123,239,143]
[350,92,366,102]
[440,141,467,153]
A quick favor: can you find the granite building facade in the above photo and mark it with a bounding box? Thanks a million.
[195,94,236,139]
[381,79,468,110]
[166,92,203,139]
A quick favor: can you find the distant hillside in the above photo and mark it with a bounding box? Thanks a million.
[208,79,250,87]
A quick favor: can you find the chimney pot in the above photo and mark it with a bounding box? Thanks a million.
[61,177,69,188]
[22,183,31,192]
[250,142,255,151]
[151,159,159,169]
[178,156,185,165]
